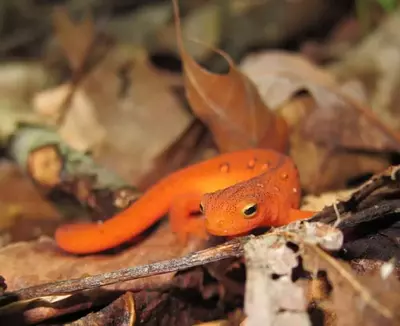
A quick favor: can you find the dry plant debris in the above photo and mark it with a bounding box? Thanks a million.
[240,50,400,193]
[34,7,194,188]
[173,0,289,153]
[0,163,399,325]
[0,1,398,325]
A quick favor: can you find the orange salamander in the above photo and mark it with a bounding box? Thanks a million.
[55,149,315,254]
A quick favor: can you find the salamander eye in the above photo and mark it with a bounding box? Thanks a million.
[199,202,204,214]
[242,203,258,218]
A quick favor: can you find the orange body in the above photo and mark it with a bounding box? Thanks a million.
[55,149,315,254]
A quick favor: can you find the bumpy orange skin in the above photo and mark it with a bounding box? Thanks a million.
[55,149,314,254]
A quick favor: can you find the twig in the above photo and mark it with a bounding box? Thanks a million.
[338,199,400,229]
[309,164,400,225]
[0,237,248,303]
[55,33,112,126]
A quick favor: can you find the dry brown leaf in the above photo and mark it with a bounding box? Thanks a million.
[280,96,392,193]
[34,40,193,185]
[52,7,95,71]
[240,51,399,192]
[0,229,248,325]
[68,291,136,326]
[240,51,400,152]
[33,84,105,152]
[241,162,400,324]
[0,221,208,324]
[0,161,61,234]
[0,221,203,292]
[302,244,400,326]
[172,0,289,153]
[40,7,195,184]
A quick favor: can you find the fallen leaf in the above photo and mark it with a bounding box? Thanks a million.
[35,8,194,186]
[69,291,136,326]
[0,161,61,233]
[243,236,310,326]
[302,244,400,326]
[172,0,289,153]
[0,231,251,325]
[0,221,209,323]
[0,222,203,291]
[240,50,400,152]
[136,119,208,190]
[33,84,106,152]
[240,51,400,192]
[134,265,242,325]
[1,163,398,325]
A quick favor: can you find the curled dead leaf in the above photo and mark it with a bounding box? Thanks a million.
[172,0,289,153]
[69,291,136,326]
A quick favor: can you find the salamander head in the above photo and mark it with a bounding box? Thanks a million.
[201,181,269,236]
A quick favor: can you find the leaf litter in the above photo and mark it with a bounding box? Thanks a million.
[240,51,400,192]
[0,161,62,245]
[0,1,399,325]
[172,0,289,153]
[34,7,194,189]
[0,162,399,325]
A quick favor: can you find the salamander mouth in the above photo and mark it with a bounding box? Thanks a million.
[205,218,254,236]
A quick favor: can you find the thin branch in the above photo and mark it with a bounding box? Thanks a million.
[0,237,248,303]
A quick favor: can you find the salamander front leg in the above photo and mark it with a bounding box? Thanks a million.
[271,200,316,227]
[169,192,209,244]
[288,208,316,223]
